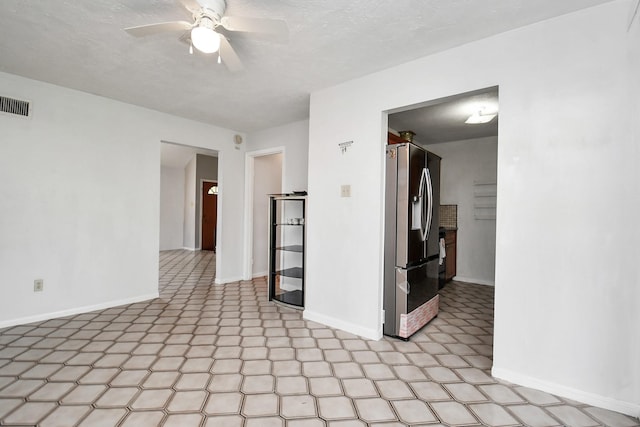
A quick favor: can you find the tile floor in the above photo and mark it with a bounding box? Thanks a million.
[0,250,638,426]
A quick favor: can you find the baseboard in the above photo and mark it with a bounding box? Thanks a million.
[252,271,267,278]
[0,292,159,330]
[182,246,198,251]
[453,276,495,286]
[303,309,381,341]
[492,366,640,418]
[214,276,244,285]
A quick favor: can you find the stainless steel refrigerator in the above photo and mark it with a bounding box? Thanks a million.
[384,142,440,339]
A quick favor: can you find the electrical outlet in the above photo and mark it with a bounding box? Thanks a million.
[34,279,44,292]
[340,184,351,198]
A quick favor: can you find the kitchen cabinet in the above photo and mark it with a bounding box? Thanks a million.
[388,132,405,144]
[268,194,306,309]
[444,229,457,281]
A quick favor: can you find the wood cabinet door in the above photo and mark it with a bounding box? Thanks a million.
[388,132,404,144]
[444,230,456,280]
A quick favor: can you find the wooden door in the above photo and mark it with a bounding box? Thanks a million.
[202,182,218,251]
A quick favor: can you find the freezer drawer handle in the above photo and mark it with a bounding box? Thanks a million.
[396,267,410,294]
[398,280,410,294]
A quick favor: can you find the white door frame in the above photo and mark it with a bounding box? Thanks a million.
[213,149,224,284]
[243,147,286,280]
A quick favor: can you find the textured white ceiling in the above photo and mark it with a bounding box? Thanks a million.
[0,0,614,132]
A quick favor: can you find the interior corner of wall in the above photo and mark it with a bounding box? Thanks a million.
[302,309,381,341]
[491,366,640,418]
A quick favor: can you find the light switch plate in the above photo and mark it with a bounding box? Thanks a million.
[340,185,351,197]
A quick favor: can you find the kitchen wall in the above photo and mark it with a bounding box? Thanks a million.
[305,0,639,416]
[159,166,185,251]
[428,136,497,285]
[0,71,245,327]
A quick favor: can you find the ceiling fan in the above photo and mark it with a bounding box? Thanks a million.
[124,0,288,72]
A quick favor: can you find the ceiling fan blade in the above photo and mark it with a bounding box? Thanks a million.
[178,32,192,46]
[219,37,244,72]
[220,16,288,39]
[177,0,202,14]
[125,21,192,37]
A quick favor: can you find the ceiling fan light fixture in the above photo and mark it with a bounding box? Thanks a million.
[465,110,497,124]
[191,17,220,54]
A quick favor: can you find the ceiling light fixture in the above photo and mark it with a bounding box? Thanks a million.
[191,16,220,54]
[465,109,497,124]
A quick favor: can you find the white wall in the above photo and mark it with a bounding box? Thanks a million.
[0,71,246,327]
[247,119,309,192]
[252,154,283,276]
[243,119,309,280]
[306,0,639,417]
[428,136,497,285]
[183,155,197,250]
[160,166,185,250]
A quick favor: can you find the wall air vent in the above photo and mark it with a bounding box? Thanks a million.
[0,95,30,118]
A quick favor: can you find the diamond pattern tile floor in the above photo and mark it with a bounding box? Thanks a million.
[0,249,638,426]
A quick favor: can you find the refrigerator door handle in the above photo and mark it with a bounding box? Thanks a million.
[424,167,433,242]
[415,168,428,242]
[412,169,425,234]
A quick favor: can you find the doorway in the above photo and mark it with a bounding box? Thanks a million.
[243,147,285,280]
[201,181,218,252]
[159,141,221,284]
[159,142,219,251]
[386,87,498,365]
[387,86,498,287]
